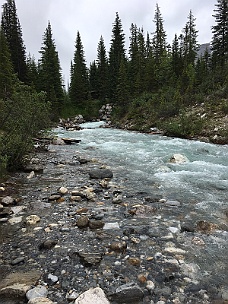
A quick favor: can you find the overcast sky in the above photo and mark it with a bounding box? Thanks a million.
[0,0,217,84]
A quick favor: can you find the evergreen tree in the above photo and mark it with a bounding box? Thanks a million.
[116,58,130,105]
[1,0,27,82]
[69,31,89,103]
[182,10,199,66]
[152,4,167,65]
[38,22,63,116]
[96,35,109,100]
[211,0,228,69]
[89,60,98,98]
[109,12,126,101]
[0,26,14,99]
[152,4,169,90]
[26,54,38,89]
[171,34,182,80]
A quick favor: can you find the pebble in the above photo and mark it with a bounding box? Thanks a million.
[103,222,120,230]
[47,273,59,284]
[74,287,110,304]
[28,297,54,304]
[11,256,25,265]
[26,214,41,225]
[8,216,23,225]
[2,195,14,205]
[58,186,68,194]
[89,220,105,229]
[76,216,89,228]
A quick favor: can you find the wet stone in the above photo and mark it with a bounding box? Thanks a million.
[39,239,58,250]
[89,168,113,179]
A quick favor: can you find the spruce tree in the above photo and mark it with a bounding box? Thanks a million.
[152,4,167,65]
[1,0,27,82]
[0,26,14,99]
[96,36,109,100]
[211,0,228,69]
[26,54,38,89]
[182,10,199,66]
[89,60,98,98]
[69,31,89,103]
[109,12,126,101]
[38,22,63,116]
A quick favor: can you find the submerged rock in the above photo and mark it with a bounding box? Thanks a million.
[169,153,189,164]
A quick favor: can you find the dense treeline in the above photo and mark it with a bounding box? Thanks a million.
[0,0,228,172]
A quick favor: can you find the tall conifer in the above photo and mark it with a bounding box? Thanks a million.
[109,12,126,101]
[1,0,27,82]
[38,22,63,116]
[96,36,109,100]
[69,31,89,103]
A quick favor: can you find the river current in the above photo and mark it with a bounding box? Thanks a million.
[55,122,228,225]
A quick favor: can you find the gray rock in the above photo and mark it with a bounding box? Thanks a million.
[113,282,144,303]
[169,153,189,164]
[1,196,14,206]
[47,274,58,284]
[26,285,48,300]
[89,169,113,179]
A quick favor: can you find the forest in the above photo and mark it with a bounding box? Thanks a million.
[0,0,227,173]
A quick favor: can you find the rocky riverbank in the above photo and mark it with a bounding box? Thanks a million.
[0,136,228,304]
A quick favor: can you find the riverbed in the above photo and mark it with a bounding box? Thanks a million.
[0,122,227,304]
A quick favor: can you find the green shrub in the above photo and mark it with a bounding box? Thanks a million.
[0,83,51,170]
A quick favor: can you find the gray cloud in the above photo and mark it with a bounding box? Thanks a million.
[0,0,217,84]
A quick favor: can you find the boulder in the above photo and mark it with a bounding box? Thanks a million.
[75,287,110,304]
[169,153,189,164]
[26,286,48,301]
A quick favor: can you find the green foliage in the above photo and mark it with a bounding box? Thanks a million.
[60,99,103,121]
[0,83,51,170]
[159,113,205,138]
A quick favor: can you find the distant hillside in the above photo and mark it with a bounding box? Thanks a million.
[197,43,211,57]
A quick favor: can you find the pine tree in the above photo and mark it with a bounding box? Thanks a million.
[109,12,126,101]
[96,35,109,100]
[69,31,89,103]
[152,4,169,90]
[152,4,167,65]
[1,0,27,82]
[89,60,98,98]
[182,10,199,66]
[0,26,14,99]
[26,54,38,89]
[38,22,63,116]
[211,0,228,69]
[116,58,130,106]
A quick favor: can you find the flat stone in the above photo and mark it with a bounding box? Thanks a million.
[77,252,103,266]
[0,283,30,298]
[109,241,127,253]
[28,297,54,304]
[75,287,110,304]
[8,216,23,225]
[48,194,61,201]
[103,222,120,230]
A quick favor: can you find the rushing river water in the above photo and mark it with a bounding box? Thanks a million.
[56,122,228,224]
